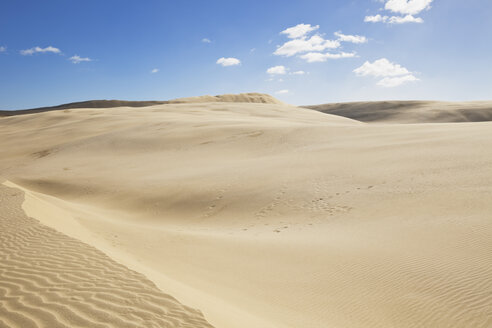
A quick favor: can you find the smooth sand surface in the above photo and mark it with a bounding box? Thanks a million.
[304,100,492,123]
[1,97,491,328]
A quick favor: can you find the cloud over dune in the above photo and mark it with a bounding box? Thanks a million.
[274,24,364,63]
[354,58,419,87]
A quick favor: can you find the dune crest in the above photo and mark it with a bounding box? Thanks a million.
[0,93,285,117]
[170,93,286,105]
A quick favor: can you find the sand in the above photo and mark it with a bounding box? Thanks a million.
[0,183,213,328]
[1,96,491,328]
[304,100,492,123]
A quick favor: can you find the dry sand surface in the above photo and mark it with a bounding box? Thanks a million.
[0,182,214,328]
[305,100,492,123]
[1,95,491,328]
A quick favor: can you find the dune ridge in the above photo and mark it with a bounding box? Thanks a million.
[304,100,492,123]
[0,92,283,117]
[0,183,214,328]
[169,93,285,105]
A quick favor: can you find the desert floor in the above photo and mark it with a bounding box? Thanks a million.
[1,95,491,328]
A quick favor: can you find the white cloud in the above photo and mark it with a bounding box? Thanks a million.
[0,46,6,53]
[69,55,92,64]
[365,14,423,24]
[377,74,419,87]
[280,24,319,39]
[274,35,340,57]
[202,38,211,43]
[385,0,433,15]
[364,15,386,22]
[20,46,61,55]
[291,70,305,75]
[354,58,419,87]
[216,57,241,66]
[353,58,410,77]
[335,32,367,44]
[389,15,423,23]
[267,65,287,75]
[274,24,364,62]
[151,68,159,73]
[275,89,289,94]
[300,51,356,63]
[365,0,431,24]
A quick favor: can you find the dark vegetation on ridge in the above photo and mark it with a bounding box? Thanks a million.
[0,100,169,116]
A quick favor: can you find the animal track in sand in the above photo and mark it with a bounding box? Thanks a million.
[203,181,236,218]
[0,184,214,328]
[254,186,288,220]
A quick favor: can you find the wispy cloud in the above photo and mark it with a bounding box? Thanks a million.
[300,51,356,63]
[151,68,159,73]
[377,74,419,87]
[274,24,364,63]
[216,57,241,66]
[354,58,419,87]
[354,58,410,77]
[274,35,340,57]
[365,14,423,24]
[335,32,368,44]
[69,55,92,64]
[202,38,211,43]
[267,65,287,75]
[385,0,433,15]
[0,46,6,53]
[20,46,61,55]
[275,89,289,94]
[365,0,432,24]
[291,70,305,75]
[280,23,319,39]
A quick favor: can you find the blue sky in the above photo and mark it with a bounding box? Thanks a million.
[1,0,491,109]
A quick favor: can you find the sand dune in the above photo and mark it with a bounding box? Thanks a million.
[0,183,213,328]
[1,98,491,328]
[304,100,492,123]
[0,93,283,117]
[169,93,286,105]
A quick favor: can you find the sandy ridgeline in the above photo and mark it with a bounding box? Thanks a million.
[1,94,492,328]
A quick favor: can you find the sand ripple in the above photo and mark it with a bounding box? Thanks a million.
[0,184,214,328]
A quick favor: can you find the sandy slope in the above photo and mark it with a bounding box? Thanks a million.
[1,99,491,328]
[0,183,213,328]
[304,100,492,123]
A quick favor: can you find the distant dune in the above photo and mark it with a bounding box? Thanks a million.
[170,93,285,105]
[1,95,491,328]
[304,100,492,123]
[0,93,284,117]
